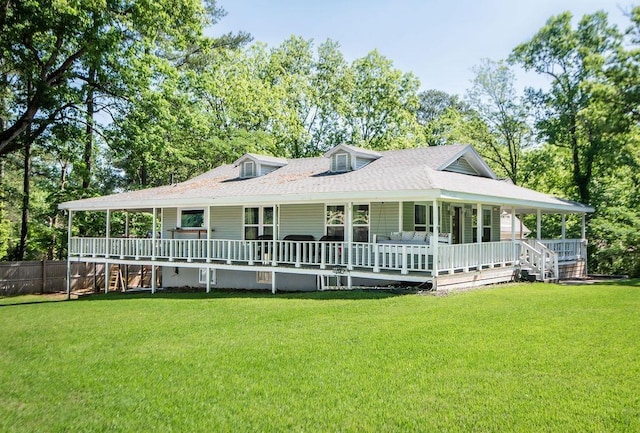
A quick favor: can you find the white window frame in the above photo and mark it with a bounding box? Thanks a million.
[472,206,493,242]
[414,204,427,232]
[332,152,350,173]
[352,203,370,242]
[178,208,205,229]
[198,268,217,284]
[325,204,346,239]
[243,206,274,240]
[242,160,256,178]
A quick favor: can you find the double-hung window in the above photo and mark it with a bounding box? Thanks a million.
[326,205,345,239]
[352,204,369,242]
[414,205,427,232]
[244,206,274,240]
[472,207,492,242]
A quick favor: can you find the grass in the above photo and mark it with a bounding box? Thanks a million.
[1,282,639,432]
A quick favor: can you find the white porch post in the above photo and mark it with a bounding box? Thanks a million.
[206,206,211,263]
[398,201,403,232]
[536,209,542,241]
[581,214,586,240]
[206,268,211,293]
[151,207,157,261]
[477,204,483,244]
[561,214,566,241]
[432,199,439,281]
[274,204,279,241]
[346,202,353,270]
[510,207,516,241]
[66,210,73,300]
[105,209,111,258]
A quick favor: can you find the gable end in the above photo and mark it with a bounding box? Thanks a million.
[444,157,479,176]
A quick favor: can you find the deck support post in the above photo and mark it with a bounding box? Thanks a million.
[66,210,73,300]
[151,265,156,294]
[104,260,109,293]
[271,271,276,294]
[536,209,542,240]
[206,268,211,293]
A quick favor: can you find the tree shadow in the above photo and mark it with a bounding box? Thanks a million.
[72,287,417,302]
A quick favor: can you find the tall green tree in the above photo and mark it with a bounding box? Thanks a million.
[465,59,531,184]
[346,50,421,149]
[510,11,625,203]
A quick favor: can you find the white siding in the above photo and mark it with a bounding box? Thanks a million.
[492,207,501,241]
[211,206,242,240]
[162,208,177,238]
[445,157,479,176]
[355,156,374,170]
[279,204,324,240]
[259,164,280,176]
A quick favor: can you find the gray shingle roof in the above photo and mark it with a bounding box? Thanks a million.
[59,144,593,213]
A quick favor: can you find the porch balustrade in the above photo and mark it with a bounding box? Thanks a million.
[68,237,585,276]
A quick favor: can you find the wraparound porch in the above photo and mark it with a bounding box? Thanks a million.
[68,237,587,291]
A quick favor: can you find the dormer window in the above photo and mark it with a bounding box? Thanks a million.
[324,143,381,174]
[242,160,256,178]
[234,153,288,179]
[332,153,350,173]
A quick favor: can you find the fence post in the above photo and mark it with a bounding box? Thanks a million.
[41,260,46,294]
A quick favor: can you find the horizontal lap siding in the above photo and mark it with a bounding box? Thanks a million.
[402,202,414,231]
[162,208,178,238]
[492,207,501,242]
[371,202,399,238]
[211,206,242,240]
[279,204,324,240]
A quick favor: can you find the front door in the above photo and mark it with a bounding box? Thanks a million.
[452,206,463,244]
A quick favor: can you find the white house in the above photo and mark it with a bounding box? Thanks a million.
[59,143,592,294]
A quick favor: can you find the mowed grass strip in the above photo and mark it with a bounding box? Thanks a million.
[1,282,638,432]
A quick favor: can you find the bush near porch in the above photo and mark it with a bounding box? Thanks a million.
[1,282,638,432]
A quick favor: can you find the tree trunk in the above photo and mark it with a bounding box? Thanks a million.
[18,137,30,260]
[82,67,96,190]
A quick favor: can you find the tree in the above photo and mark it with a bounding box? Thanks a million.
[346,50,421,149]
[510,11,625,203]
[0,0,213,157]
[416,89,468,146]
[465,59,532,184]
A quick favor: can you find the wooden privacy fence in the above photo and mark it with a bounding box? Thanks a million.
[0,261,105,296]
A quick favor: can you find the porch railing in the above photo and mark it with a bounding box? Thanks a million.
[69,237,585,278]
[69,238,435,275]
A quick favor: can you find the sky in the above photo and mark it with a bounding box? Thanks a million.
[212,0,632,96]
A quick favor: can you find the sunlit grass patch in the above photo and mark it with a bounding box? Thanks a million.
[1,284,638,432]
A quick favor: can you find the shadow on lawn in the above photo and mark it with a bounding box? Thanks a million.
[73,288,415,302]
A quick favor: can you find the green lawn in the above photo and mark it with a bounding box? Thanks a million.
[1,282,638,432]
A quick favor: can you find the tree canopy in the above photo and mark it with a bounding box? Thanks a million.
[0,4,639,276]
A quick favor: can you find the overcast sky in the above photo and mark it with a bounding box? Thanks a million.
[213,0,632,96]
